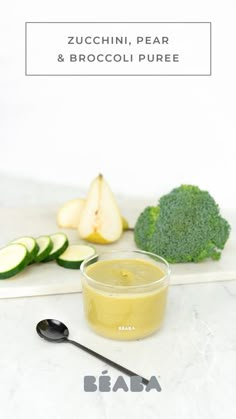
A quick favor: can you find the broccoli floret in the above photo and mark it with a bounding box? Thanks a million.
[134,185,231,263]
[134,206,160,252]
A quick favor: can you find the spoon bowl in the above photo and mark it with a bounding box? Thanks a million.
[36,319,69,342]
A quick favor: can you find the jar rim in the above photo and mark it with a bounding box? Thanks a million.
[80,249,171,291]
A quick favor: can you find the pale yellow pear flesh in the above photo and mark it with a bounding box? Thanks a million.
[57,198,85,229]
[57,198,129,232]
[83,231,111,244]
[78,175,123,244]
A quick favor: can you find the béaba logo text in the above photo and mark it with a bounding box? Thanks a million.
[84,370,161,392]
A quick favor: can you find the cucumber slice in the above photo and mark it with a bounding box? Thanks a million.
[43,233,69,262]
[56,244,96,269]
[0,244,29,279]
[11,236,39,262]
[35,236,53,262]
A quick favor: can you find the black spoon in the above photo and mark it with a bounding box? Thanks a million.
[36,319,149,385]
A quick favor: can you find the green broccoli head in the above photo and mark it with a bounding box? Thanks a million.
[134,206,160,252]
[134,185,231,263]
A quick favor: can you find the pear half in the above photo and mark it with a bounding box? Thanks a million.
[78,174,123,244]
[57,198,85,229]
[57,198,129,231]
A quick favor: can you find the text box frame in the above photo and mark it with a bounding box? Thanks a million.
[25,22,212,77]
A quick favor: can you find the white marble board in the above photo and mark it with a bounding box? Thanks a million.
[0,206,235,299]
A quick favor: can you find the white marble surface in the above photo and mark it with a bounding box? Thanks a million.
[0,173,236,419]
[0,283,236,419]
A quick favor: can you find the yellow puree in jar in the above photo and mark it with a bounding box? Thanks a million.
[83,259,168,340]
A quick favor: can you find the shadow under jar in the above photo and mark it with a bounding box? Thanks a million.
[80,250,170,341]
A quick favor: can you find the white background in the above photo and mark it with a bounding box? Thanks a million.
[0,0,235,208]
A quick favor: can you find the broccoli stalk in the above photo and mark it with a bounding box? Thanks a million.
[134,185,231,263]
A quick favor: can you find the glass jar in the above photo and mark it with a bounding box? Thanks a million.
[80,250,170,340]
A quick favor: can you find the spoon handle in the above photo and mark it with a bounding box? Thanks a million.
[67,338,149,385]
